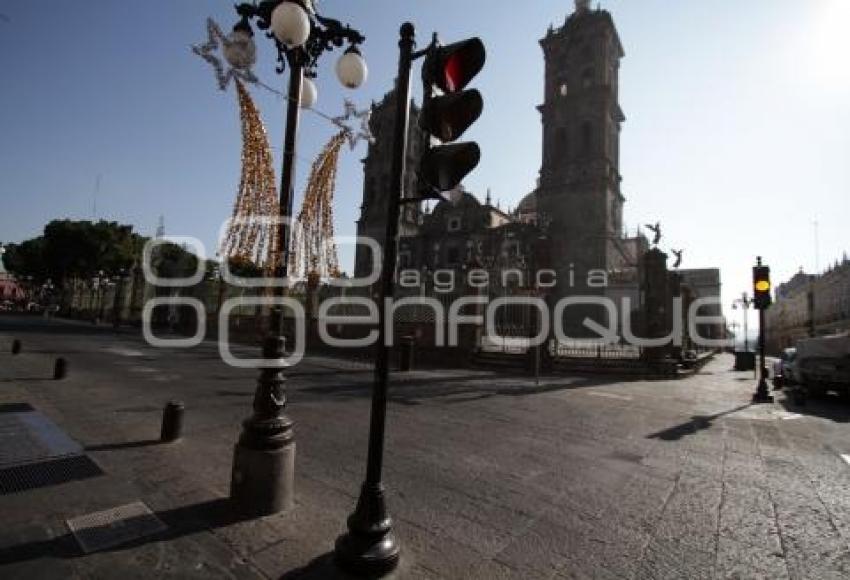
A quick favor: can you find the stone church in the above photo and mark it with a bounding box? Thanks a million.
[355,0,650,335]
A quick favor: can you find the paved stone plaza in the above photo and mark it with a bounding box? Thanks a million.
[2,315,850,579]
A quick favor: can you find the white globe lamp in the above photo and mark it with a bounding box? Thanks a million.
[336,47,368,89]
[271,1,311,48]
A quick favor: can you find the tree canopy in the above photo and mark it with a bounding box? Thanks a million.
[4,219,269,285]
[5,220,147,283]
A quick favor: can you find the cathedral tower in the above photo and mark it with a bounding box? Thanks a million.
[354,88,425,279]
[536,1,626,331]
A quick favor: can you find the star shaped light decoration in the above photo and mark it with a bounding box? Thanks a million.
[192,18,259,91]
[331,99,375,150]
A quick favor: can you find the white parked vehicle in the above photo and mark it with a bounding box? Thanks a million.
[795,334,850,399]
[772,347,797,388]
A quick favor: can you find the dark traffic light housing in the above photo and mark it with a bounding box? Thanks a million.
[418,37,486,196]
[753,259,772,310]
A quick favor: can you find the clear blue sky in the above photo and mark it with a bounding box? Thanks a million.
[1,0,848,327]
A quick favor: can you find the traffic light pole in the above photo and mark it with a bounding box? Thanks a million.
[335,22,414,576]
[752,256,773,403]
[752,307,772,403]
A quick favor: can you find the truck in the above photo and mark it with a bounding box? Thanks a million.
[795,334,850,399]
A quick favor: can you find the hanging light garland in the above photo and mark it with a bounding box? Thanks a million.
[194,18,367,279]
[289,131,346,280]
[219,78,280,274]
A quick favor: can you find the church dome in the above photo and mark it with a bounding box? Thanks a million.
[431,188,481,216]
[515,191,537,215]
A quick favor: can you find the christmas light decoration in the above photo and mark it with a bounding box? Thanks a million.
[219,78,280,274]
[289,131,346,280]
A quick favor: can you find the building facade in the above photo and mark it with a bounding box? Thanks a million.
[351,1,724,349]
[765,259,850,353]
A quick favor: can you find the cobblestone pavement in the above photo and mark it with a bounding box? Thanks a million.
[2,315,850,579]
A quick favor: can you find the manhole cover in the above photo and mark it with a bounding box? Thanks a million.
[0,455,103,494]
[67,501,167,553]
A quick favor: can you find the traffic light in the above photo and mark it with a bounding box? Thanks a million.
[418,37,486,195]
[753,262,772,310]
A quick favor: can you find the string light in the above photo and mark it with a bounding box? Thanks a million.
[289,131,346,280]
[219,78,280,275]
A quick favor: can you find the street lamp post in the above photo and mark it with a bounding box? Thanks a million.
[41,279,55,318]
[91,270,107,324]
[228,0,367,516]
[731,292,752,353]
[112,268,127,329]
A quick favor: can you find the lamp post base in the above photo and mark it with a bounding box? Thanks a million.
[229,336,295,516]
[230,440,295,516]
[752,377,774,404]
[335,483,400,576]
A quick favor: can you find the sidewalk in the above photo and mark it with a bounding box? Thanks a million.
[3,321,850,578]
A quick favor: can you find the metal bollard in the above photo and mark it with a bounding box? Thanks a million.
[160,400,185,442]
[11,339,21,355]
[53,358,68,380]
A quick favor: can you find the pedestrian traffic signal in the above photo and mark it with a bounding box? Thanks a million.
[753,262,772,310]
[418,37,486,195]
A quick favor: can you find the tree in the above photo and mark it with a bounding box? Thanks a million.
[5,220,147,284]
[149,242,201,280]
[4,237,48,282]
[5,219,216,286]
[42,220,146,281]
[226,255,265,278]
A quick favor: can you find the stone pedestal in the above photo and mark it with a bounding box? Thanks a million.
[230,442,295,515]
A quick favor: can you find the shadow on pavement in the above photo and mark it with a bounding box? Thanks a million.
[0,498,258,566]
[647,404,752,441]
[294,372,611,406]
[278,552,374,580]
[84,439,162,452]
[216,390,253,398]
[778,390,850,423]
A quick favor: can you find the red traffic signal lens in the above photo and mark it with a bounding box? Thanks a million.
[444,53,463,93]
[426,38,486,94]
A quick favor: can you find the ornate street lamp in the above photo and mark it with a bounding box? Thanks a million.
[228,0,367,516]
[731,292,752,353]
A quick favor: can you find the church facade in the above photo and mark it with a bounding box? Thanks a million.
[354,1,657,337]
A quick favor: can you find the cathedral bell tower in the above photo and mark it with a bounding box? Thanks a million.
[535,1,626,331]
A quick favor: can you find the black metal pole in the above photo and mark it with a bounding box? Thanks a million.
[276,57,304,314]
[229,52,303,516]
[335,22,414,577]
[112,276,123,329]
[752,299,772,403]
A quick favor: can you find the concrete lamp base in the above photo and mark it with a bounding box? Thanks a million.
[230,442,295,516]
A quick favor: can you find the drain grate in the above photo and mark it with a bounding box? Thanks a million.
[0,455,103,494]
[67,501,167,553]
[0,410,83,467]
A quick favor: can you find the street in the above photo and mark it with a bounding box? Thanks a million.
[3,314,850,579]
